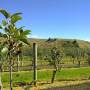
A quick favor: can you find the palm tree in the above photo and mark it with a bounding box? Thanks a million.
[0,9,31,90]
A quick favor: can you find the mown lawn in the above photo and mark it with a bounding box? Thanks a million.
[1,67,90,88]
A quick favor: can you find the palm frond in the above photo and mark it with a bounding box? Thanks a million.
[11,15,22,24]
[0,25,2,29]
[11,12,22,18]
[20,38,30,45]
[22,30,31,36]
[2,19,7,26]
[0,9,10,18]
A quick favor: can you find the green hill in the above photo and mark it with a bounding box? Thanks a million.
[28,38,90,49]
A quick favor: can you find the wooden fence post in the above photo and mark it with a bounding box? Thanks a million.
[33,43,37,86]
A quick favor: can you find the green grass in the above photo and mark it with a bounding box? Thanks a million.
[1,67,90,88]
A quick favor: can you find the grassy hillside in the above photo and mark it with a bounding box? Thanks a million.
[29,38,90,49]
[0,37,89,49]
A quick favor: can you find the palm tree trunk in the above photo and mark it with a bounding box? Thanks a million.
[17,55,20,72]
[9,53,13,90]
[20,53,23,67]
[51,70,57,83]
[10,59,12,90]
[0,76,2,90]
[78,60,80,67]
[72,58,74,64]
[0,69,2,90]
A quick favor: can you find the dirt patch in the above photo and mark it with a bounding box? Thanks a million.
[42,82,90,90]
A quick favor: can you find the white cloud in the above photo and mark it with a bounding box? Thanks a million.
[29,35,40,38]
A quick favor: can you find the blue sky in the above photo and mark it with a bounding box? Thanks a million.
[0,0,90,41]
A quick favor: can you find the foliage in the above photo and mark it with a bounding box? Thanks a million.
[87,56,90,65]
[48,47,63,70]
[0,9,31,89]
[46,47,64,83]
[46,38,57,42]
[62,40,79,48]
[0,8,31,58]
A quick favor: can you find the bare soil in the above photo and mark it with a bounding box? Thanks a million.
[43,82,90,90]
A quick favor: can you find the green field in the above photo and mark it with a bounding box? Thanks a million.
[1,67,90,88]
